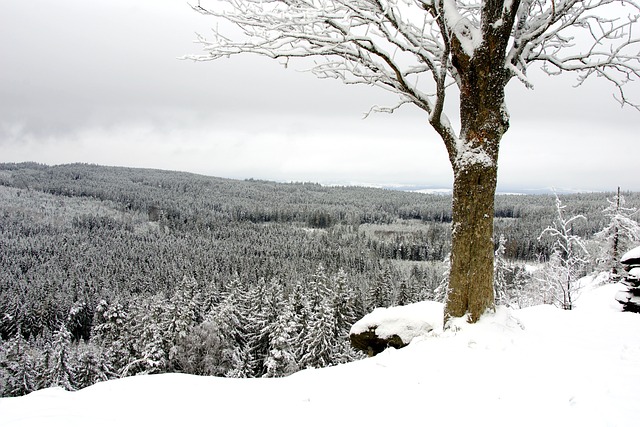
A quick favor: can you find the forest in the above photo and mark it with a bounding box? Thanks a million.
[1,162,638,397]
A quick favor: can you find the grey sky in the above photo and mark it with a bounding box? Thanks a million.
[1,0,638,192]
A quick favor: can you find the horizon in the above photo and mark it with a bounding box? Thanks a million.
[1,161,628,196]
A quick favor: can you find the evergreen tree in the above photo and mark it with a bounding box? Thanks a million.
[91,300,133,375]
[494,234,513,306]
[595,188,640,278]
[0,333,37,397]
[131,295,170,375]
[172,322,223,376]
[66,300,92,342]
[396,278,411,307]
[263,303,299,378]
[168,276,204,342]
[47,324,75,391]
[245,278,282,377]
[298,301,338,370]
[330,269,358,339]
[206,291,252,377]
[368,264,392,310]
[73,341,112,390]
[434,255,451,304]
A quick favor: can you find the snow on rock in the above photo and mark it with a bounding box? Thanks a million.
[621,244,640,264]
[350,301,442,343]
[349,301,441,355]
[2,282,640,427]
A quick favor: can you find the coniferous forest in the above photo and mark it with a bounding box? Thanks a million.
[1,162,638,397]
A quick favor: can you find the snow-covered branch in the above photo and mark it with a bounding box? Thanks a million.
[188,0,467,147]
[508,0,640,109]
[188,0,640,164]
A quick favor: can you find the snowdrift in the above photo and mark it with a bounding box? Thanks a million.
[2,279,639,427]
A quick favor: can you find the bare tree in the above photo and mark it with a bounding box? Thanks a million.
[188,0,640,324]
[538,195,589,310]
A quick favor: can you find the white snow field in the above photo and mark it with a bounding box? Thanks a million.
[2,277,639,427]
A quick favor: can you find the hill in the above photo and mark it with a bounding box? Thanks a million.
[1,162,639,397]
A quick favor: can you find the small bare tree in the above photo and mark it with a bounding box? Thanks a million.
[538,195,589,310]
[188,0,639,324]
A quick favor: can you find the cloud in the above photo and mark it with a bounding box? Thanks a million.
[1,0,638,192]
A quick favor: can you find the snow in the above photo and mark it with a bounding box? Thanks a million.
[2,278,640,427]
[439,0,482,57]
[455,141,494,168]
[629,267,640,280]
[621,245,640,264]
[349,301,441,343]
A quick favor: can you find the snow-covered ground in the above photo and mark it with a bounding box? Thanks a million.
[2,278,639,427]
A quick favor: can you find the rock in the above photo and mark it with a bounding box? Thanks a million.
[349,328,408,357]
[621,245,640,267]
[348,301,441,356]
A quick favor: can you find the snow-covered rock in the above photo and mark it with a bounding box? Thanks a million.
[617,246,640,313]
[349,301,441,355]
[621,245,640,265]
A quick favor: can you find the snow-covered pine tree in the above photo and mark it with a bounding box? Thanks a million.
[47,324,75,391]
[262,302,299,378]
[298,299,338,370]
[165,276,205,366]
[0,332,37,397]
[72,341,112,390]
[129,295,170,375]
[205,291,252,378]
[245,277,283,377]
[90,299,133,375]
[396,278,411,307]
[433,255,451,304]
[494,234,513,307]
[307,264,332,311]
[367,264,393,310]
[330,269,359,339]
[616,245,640,313]
[66,300,92,342]
[595,188,640,278]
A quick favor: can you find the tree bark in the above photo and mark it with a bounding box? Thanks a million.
[442,20,511,323]
[446,161,498,323]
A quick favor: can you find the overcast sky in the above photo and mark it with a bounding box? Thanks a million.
[1,0,638,192]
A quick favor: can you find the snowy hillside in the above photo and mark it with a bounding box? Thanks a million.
[2,279,639,427]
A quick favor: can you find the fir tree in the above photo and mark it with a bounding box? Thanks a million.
[133,295,170,375]
[298,301,338,370]
[494,234,513,307]
[47,324,75,391]
[595,188,640,278]
[206,291,252,377]
[91,300,133,375]
[263,300,299,378]
[330,269,358,336]
[368,264,393,310]
[73,341,112,390]
[0,332,37,397]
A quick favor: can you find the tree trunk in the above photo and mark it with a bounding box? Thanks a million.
[445,161,498,323]
[442,41,507,324]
